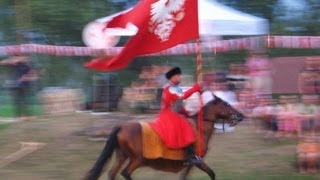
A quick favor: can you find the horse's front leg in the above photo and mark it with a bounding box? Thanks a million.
[195,161,215,180]
[180,165,193,180]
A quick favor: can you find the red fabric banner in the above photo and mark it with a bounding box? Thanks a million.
[84,0,199,71]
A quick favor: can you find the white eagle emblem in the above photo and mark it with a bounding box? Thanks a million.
[150,0,186,42]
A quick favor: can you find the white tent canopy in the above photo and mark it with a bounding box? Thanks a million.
[83,0,269,47]
[199,0,269,35]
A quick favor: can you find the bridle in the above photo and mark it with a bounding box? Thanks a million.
[191,91,241,124]
[210,92,240,126]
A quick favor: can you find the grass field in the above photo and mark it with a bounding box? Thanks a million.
[0,113,319,180]
[0,94,41,117]
[0,105,42,117]
[0,123,10,131]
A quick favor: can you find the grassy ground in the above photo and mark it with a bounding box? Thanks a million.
[0,123,10,131]
[0,105,42,117]
[0,113,319,180]
[0,94,41,117]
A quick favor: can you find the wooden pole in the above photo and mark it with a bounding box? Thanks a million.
[196,39,204,157]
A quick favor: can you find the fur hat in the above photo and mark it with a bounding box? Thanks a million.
[165,67,182,80]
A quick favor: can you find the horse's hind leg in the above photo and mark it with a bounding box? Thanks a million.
[108,149,127,180]
[195,162,215,180]
[117,122,143,179]
[180,165,193,180]
[121,158,143,180]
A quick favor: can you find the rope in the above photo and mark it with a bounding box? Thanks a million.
[0,36,318,57]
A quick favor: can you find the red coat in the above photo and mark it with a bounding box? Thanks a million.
[149,83,200,149]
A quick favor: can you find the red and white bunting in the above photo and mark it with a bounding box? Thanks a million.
[267,36,320,49]
[0,36,319,57]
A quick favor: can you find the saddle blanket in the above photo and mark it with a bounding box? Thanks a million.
[140,121,186,160]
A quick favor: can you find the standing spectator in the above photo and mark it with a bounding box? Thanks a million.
[298,71,317,95]
[0,56,39,120]
[296,95,320,174]
[251,97,279,136]
[235,82,257,117]
[246,50,273,99]
[277,96,299,137]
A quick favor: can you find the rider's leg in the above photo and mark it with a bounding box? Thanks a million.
[185,144,202,165]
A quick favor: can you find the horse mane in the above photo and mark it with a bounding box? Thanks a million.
[189,93,220,122]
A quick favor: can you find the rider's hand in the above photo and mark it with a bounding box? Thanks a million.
[197,82,204,93]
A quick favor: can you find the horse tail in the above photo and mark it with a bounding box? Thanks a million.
[85,126,121,180]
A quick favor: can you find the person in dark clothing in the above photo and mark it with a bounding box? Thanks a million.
[0,56,38,120]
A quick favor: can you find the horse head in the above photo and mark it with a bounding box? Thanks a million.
[202,92,244,126]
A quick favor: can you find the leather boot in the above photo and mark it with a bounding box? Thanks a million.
[185,145,202,165]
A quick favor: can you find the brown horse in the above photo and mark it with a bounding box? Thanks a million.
[85,93,244,180]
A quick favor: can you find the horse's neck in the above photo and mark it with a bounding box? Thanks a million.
[192,116,214,146]
[184,91,215,116]
[189,91,216,146]
[202,121,214,146]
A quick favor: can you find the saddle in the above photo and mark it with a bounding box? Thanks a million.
[140,121,205,160]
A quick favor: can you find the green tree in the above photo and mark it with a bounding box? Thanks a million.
[219,0,279,22]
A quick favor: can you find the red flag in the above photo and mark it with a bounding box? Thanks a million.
[85,0,199,71]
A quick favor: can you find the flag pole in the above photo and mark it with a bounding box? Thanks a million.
[196,38,204,157]
[196,39,202,83]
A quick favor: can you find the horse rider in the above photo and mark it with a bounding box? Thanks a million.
[150,67,203,165]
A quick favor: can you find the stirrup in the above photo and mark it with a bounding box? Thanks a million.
[184,155,202,166]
